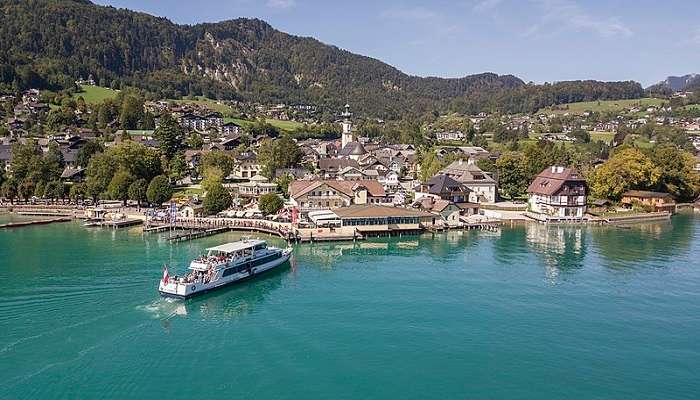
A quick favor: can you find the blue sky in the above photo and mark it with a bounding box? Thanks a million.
[95,0,700,86]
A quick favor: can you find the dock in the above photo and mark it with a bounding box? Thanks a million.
[97,219,143,228]
[167,227,230,242]
[0,217,72,229]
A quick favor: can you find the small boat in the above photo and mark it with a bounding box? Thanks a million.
[83,219,102,227]
[158,239,293,299]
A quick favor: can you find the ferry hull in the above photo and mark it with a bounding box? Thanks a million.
[159,252,292,300]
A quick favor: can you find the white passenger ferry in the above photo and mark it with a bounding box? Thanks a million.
[158,239,293,299]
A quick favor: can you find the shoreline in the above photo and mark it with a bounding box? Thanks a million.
[1,204,693,244]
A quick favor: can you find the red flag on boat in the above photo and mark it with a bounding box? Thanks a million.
[162,265,169,285]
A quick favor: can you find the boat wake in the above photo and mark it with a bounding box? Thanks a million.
[136,297,185,320]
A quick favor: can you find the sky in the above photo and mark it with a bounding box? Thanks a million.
[94,0,700,86]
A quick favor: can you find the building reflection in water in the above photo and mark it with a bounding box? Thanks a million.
[524,223,587,282]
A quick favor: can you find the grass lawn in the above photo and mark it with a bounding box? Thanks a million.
[224,117,304,133]
[590,131,615,142]
[72,85,120,104]
[172,187,204,199]
[537,98,666,115]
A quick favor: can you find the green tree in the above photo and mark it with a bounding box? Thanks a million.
[571,128,591,143]
[146,175,172,206]
[650,144,700,202]
[1,180,17,204]
[187,132,204,149]
[76,140,104,168]
[69,183,86,203]
[86,179,103,204]
[44,142,65,181]
[496,152,528,199]
[201,152,234,177]
[18,180,35,202]
[274,173,293,197]
[168,152,187,182]
[201,167,224,193]
[108,170,135,205]
[128,179,148,207]
[259,193,283,215]
[589,148,660,201]
[153,114,183,160]
[119,95,143,129]
[257,136,301,178]
[203,183,232,215]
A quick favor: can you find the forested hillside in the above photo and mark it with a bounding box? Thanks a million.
[0,0,644,117]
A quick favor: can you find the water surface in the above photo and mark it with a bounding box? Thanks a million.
[1,215,699,399]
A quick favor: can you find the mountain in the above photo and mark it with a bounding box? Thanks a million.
[647,74,700,93]
[0,0,644,117]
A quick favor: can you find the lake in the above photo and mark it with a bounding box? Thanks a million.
[1,214,699,399]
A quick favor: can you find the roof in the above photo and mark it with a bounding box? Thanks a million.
[206,239,265,253]
[425,174,471,195]
[289,179,386,198]
[334,205,434,219]
[622,190,672,199]
[527,166,586,196]
[440,160,495,184]
[338,141,367,156]
[318,158,359,172]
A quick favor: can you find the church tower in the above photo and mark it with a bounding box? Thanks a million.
[341,104,353,149]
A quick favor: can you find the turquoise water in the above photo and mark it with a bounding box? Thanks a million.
[1,215,699,399]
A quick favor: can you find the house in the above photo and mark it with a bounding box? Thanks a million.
[413,197,462,227]
[60,166,85,183]
[232,152,261,179]
[332,205,435,231]
[228,175,278,198]
[220,134,243,150]
[318,159,359,179]
[181,204,206,218]
[435,131,465,141]
[439,159,497,202]
[621,190,676,213]
[416,174,472,203]
[289,179,390,212]
[527,166,587,219]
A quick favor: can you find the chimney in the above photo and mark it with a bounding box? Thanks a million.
[551,166,556,173]
[467,158,475,165]
[557,166,564,173]
[458,159,463,165]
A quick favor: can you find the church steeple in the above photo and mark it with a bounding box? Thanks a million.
[341,104,353,149]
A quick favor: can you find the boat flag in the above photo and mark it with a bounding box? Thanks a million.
[162,264,169,284]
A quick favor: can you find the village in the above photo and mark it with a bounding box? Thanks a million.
[1,84,700,241]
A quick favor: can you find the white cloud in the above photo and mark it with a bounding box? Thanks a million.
[266,0,295,9]
[527,0,632,38]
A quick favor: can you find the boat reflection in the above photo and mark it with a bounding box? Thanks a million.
[165,262,290,322]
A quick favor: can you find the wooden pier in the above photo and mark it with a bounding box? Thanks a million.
[0,217,72,229]
[98,219,143,229]
[167,227,229,242]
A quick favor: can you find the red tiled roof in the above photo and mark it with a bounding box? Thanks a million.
[527,166,586,196]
